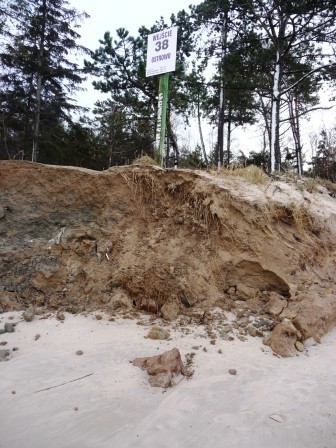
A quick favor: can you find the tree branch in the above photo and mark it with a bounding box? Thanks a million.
[281,64,335,96]
[34,373,93,393]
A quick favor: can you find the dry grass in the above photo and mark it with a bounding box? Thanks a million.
[322,178,336,193]
[218,165,268,185]
[187,193,217,234]
[260,201,319,249]
[119,169,162,206]
[304,177,336,196]
[273,173,335,195]
[132,155,158,166]
[293,177,319,193]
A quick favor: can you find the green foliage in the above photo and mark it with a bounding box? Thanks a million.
[311,129,336,182]
[179,145,207,169]
[0,0,89,162]
[246,150,268,170]
[84,13,198,167]
[1,0,336,172]
[92,100,155,167]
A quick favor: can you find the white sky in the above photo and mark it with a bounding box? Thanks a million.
[70,0,199,47]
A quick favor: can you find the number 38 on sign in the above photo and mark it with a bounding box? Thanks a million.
[146,26,178,77]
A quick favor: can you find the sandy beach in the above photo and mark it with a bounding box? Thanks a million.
[1,311,335,448]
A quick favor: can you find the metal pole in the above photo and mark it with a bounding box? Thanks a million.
[155,72,169,167]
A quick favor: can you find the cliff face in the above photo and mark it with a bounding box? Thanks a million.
[1,161,336,354]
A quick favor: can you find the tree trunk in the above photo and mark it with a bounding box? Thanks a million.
[217,77,225,169]
[259,95,271,152]
[270,50,281,172]
[288,93,303,175]
[32,0,47,163]
[217,11,228,170]
[1,110,10,159]
[226,105,232,166]
[167,114,179,169]
[23,73,35,157]
[270,12,288,173]
[197,94,208,167]
[294,96,303,175]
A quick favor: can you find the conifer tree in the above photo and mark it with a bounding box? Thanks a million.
[0,0,89,162]
[239,0,336,171]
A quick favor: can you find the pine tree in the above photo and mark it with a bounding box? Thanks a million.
[0,0,89,162]
[311,128,336,182]
[240,0,336,172]
[85,16,193,166]
[191,0,336,172]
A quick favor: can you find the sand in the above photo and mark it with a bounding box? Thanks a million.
[2,161,336,356]
[1,311,335,448]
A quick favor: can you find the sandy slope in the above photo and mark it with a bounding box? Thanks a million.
[1,311,335,448]
[1,161,336,355]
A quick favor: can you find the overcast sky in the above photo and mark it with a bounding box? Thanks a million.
[71,0,200,50]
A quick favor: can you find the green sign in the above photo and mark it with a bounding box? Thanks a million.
[155,73,169,166]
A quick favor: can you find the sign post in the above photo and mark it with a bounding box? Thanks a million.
[155,72,169,166]
[146,27,178,166]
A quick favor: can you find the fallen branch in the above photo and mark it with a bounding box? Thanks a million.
[34,373,93,393]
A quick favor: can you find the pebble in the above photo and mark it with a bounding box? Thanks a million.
[12,347,19,351]
[147,326,170,340]
[229,369,237,375]
[148,372,172,388]
[0,349,10,361]
[11,391,16,395]
[22,308,35,322]
[248,327,258,337]
[218,349,222,354]
[210,339,216,345]
[35,334,41,341]
[74,407,79,411]
[4,323,15,333]
[269,414,286,423]
[295,341,305,352]
[221,325,232,334]
[203,347,208,352]
[76,350,84,356]
[95,314,103,320]
[0,341,7,346]
[56,312,65,321]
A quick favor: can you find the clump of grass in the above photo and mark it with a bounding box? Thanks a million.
[293,177,318,193]
[293,176,329,194]
[322,178,336,195]
[295,182,305,192]
[219,165,268,185]
[132,155,158,166]
[119,169,162,208]
[303,177,319,193]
